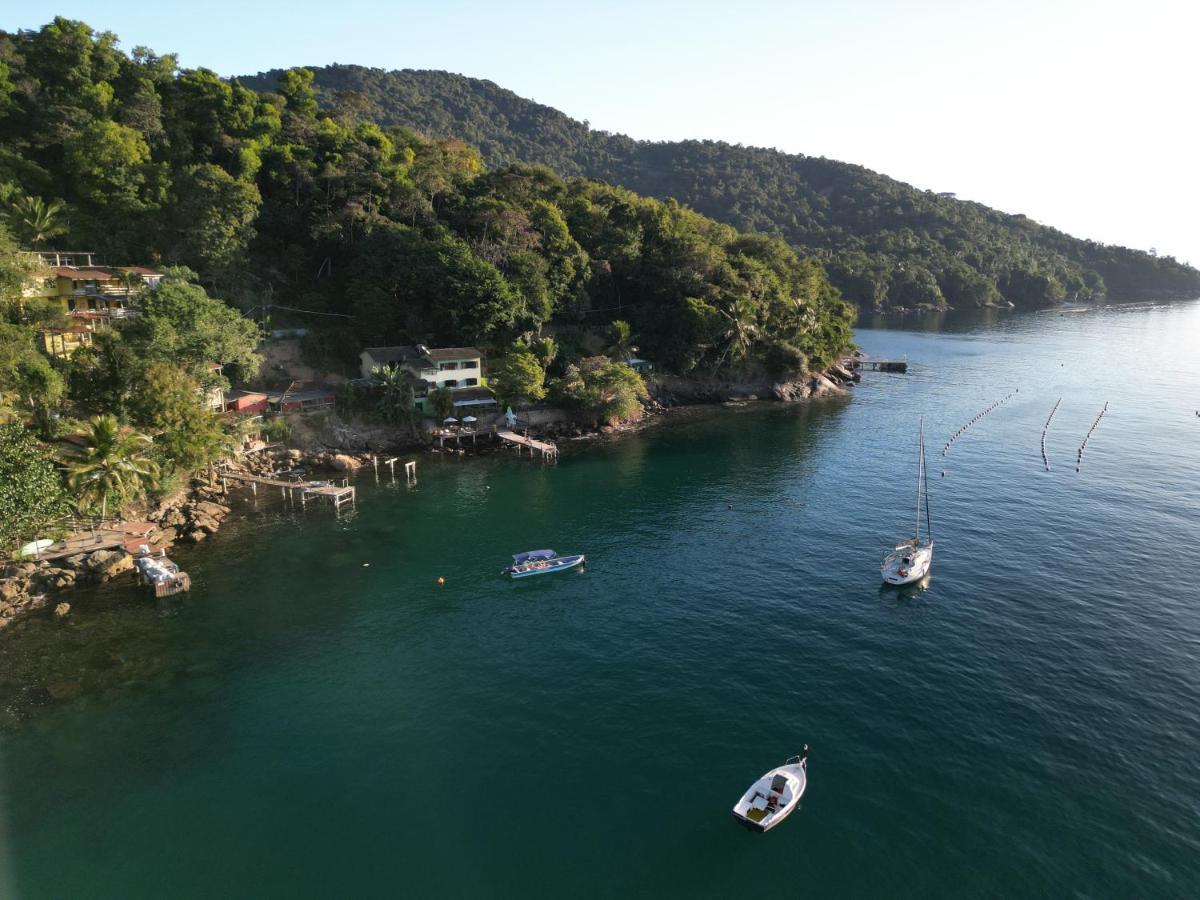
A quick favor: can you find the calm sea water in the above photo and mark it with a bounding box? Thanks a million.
[2,300,1200,898]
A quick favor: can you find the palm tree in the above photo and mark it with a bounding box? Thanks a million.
[4,195,68,247]
[532,335,559,371]
[61,414,159,521]
[371,364,417,434]
[607,320,636,361]
[715,297,759,372]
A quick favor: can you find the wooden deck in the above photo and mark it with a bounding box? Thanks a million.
[34,522,157,562]
[849,358,908,373]
[496,429,559,459]
[219,470,356,510]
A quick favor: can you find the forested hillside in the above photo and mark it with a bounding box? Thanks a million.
[241,64,1200,311]
[0,19,853,378]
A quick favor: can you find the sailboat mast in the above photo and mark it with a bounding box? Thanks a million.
[915,417,923,543]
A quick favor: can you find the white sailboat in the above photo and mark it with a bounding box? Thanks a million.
[881,418,934,585]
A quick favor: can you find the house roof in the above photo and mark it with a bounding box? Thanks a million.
[363,345,423,364]
[427,347,482,361]
[117,266,160,276]
[267,386,336,403]
[53,267,117,280]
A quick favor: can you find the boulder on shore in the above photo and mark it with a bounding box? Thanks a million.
[86,549,134,581]
[194,500,230,520]
[772,381,811,402]
[330,453,363,472]
[192,513,221,535]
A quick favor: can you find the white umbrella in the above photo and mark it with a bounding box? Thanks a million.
[462,415,477,424]
[443,416,458,424]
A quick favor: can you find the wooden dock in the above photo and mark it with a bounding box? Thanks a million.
[496,429,559,459]
[219,470,357,510]
[33,522,157,562]
[850,358,908,373]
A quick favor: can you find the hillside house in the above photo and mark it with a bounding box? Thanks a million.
[22,251,162,358]
[360,344,496,414]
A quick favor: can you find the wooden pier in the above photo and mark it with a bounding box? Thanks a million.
[849,357,908,373]
[496,429,559,459]
[372,456,417,484]
[219,470,357,510]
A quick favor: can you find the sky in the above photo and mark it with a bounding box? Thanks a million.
[5,0,1198,265]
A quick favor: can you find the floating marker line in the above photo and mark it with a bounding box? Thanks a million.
[1076,401,1109,472]
[1041,398,1062,471]
[943,389,1019,458]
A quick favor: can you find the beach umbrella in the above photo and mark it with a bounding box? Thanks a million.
[443,416,458,424]
[462,415,477,423]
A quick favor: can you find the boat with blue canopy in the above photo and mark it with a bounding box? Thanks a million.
[503,549,586,578]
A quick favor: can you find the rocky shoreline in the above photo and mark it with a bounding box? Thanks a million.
[0,363,857,632]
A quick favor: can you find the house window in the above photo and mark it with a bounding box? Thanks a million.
[439,361,458,371]
[462,378,478,387]
[443,379,458,388]
[460,360,478,370]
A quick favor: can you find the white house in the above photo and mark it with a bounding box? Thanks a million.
[360,345,495,413]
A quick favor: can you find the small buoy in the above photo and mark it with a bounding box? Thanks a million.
[941,470,945,477]
[727,504,733,509]
[437,576,445,586]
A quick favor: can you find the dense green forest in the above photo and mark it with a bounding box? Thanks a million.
[240,64,1200,311]
[0,18,861,540]
[0,19,853,375]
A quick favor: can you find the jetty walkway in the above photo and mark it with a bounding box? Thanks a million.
[218,470,357,510]
[496,429,559,459]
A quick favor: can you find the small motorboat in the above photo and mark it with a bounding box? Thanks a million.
[731,751,808,832]
[503,549,586,578]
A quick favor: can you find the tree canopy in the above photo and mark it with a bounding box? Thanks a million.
[242,63,1200,312]
[0,20,856,380]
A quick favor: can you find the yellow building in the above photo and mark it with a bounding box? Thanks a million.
[22,252,163,358]
[24,251,162,317]
[40,324,95,359]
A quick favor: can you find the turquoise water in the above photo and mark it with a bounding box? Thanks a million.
[3,300,1200,898]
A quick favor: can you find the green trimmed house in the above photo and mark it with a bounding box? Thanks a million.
[360,345,497,415]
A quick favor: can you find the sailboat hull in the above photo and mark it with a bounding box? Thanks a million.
[881,543,933,585]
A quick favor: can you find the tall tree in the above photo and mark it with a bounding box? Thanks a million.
[3,195,68,246]
[61,413,159,520]
[0,422,68,553]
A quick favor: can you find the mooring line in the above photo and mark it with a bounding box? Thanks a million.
[1041,398,1062,471]
[1076,401,1109,472]
[943,389,1018,458]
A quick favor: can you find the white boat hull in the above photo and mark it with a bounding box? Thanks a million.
[882,542,932,585]
[731,762,807,833]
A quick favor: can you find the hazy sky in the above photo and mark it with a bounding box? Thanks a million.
[6,1,1198,264]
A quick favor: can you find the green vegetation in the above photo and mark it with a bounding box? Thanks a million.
[426,387,456,421]
[0,19,854,383]
[248,64,1200,311]
[489,351,546,406]
[0,422,67,553]
[552,357,648,422]
[61,414,159,520]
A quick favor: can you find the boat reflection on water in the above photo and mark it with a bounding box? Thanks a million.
[879,573,931,602]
